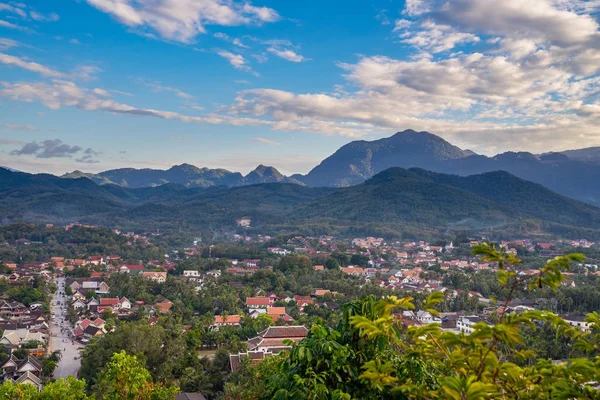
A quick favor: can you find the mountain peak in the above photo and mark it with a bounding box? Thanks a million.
[301,130,473,187]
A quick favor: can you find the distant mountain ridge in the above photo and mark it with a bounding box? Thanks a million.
[9,129,600,206]
[62,163,300,188]
[295,130,600,206]
[3,166,600,239]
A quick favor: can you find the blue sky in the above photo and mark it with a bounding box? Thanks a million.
[1,0,600,175]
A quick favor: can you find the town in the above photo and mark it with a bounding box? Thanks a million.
[1,222,598,397]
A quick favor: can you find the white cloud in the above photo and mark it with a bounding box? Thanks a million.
[217,50,253,72]
[0,52,101,80]
[232,37,248,48]
[86,0,280,43]
[0,79,272,128]
[0,52,66,78]
[429,0,598,45]
[29,11,59,22]
[267,47,306,62]
[3,123,37,131]
[0,37,19,50]
[0,19,26,31]
[251,137,279,145]
[400,20,480,53]
[143,81,194,99]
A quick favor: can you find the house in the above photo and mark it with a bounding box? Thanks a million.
[245,297,270,309]
[86,256,105,266]
[561,314,591,332]
[83,325,103,340]
[143,271,167,283]
[206,270,222,278]
[99,298,119,309]
[247,326,308,353]
[118,264,144,273]
[183,270,201,279]
[155,299,173,313]
[457,316,493,334]
[71,298,87,311]
[1,329,45,348]
[340,266,364,276]
[213,315,242,328]
[2,355,42,389]
[236,217,251,227]
[229,351,271,373]
[242,259,261,267]
[416,310,440,324]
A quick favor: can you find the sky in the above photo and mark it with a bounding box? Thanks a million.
[1,0,600,175]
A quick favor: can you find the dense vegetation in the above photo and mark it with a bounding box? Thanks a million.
[4,166,600,240]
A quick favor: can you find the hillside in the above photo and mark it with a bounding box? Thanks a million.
[3,167,600,238]
[296,130,600,206]
[61,164,300,189]
[300,129,472,187]
[555,147,600,165]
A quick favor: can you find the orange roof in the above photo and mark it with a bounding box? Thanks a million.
[100,298,119,306]
[246,297,270,306]
[313,265,324,271]
[341,267,364,274]
[267,307,286,315]
[214,315,241,324]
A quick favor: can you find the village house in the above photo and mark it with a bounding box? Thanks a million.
[561,314,591,332]
[457,316,493,334]
[155,298,173,313]
[143,271,167,283]
[212,315,242,329]
[245,297,271,309]
[247,326,308,353]
[0,355,42,389]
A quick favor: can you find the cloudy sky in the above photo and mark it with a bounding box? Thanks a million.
[1,0,600,175]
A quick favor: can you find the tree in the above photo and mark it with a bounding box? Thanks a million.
[256,244,596,399]
[94,351,178,400]
[325,258,340,270]
[0,377,91,400]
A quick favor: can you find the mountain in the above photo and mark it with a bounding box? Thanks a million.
[554,147,600,165]
[61,164,299,188]
[296,168,600,237]
[92,164,245,188]
[300,129,472,187]
[3,167,600,239]
[297,130,600,206]
[243,165,303,185]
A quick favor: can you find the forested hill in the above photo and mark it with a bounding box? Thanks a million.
[294,130,600,207]
[2,167,600,239]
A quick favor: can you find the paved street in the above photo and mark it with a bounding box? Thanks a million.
[48,276,82,378]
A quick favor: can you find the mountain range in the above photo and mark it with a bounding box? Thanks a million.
[3,166,600,239]
[53,129,600,207]
[62,163,301,188]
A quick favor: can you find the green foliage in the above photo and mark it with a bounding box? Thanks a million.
[94,351,178,400]
[0,377,91,400]
[247,246,600,399]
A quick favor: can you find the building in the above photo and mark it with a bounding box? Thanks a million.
[457,316,493,334]
[245,297,271,309]
[247,325,308,353]
[561,314,591,332]
[155,299,173,313]
[1,355,42,389]
[143,271,167,283]
[213,315,242,328]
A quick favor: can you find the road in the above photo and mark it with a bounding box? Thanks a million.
[48,276,82,378]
